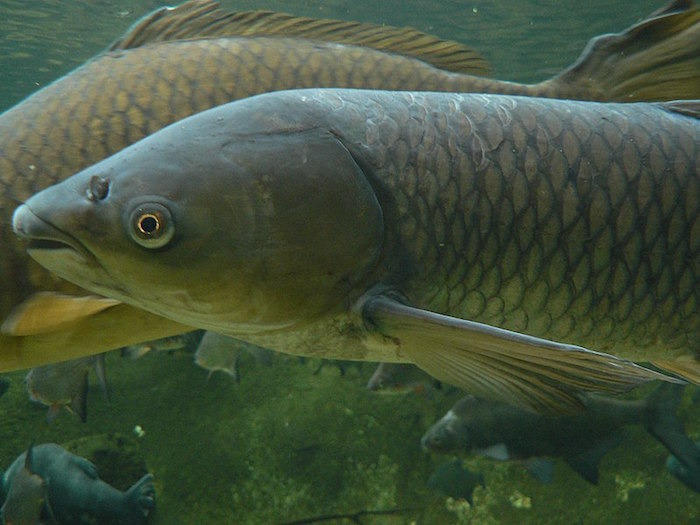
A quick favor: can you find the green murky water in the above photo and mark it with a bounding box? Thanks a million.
[1,1,698,523]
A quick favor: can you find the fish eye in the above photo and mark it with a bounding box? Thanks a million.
[128,203,174,249]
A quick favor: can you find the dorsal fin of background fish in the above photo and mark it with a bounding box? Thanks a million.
[106,0,490,76]
[540,0,700,100]
[103,0,700,101]
[659,100,700,118]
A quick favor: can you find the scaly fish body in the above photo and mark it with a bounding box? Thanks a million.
[3,0,700,376]
[1,0,699,324]
[14,89,698,412]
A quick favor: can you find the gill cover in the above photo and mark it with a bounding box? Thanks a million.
[84,124,385,330]
[206,128,386,325]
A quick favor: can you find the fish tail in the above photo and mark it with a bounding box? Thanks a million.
[534,0,700,101]
[124,473,156,525]
[643,383,700,473]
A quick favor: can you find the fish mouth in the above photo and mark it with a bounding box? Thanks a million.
[12,203,94,263]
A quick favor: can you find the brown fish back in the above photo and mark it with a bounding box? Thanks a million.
[108,0,490,76]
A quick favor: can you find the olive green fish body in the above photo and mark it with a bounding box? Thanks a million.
[183,90,699,365]
[358,93,699,364]
[13,90,699,414]
[3,0,700,376]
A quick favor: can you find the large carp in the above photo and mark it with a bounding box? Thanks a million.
[12,89,699,413]
[2,0,699,370]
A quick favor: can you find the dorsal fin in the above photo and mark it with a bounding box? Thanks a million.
[658,100,700,119]
[539,0,700,101]
[108,0,490,76]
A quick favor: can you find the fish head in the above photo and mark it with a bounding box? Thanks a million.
[13,94,385,335]
[421,406,471,453]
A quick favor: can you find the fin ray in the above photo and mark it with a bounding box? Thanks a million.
[1,292,121,336]
[108,0,489,76]
[363,296,677,414]
[0,305,193,372]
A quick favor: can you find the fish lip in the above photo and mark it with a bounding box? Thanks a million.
[13,203,95,263]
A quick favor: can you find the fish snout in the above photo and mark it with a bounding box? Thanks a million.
[12,201,92,262]
[12,204,38,239]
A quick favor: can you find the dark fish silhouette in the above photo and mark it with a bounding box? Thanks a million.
[422,384,699,484]
[1,444,154,525]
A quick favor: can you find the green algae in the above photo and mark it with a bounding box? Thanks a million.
[1,350,697,524]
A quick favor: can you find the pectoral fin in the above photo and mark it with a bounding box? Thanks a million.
[362,296,678,414]
[73,456,99,479]
[0,304,193,372]
[1,292,121,336]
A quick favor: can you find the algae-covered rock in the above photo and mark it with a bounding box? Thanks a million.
[61,433,150,492]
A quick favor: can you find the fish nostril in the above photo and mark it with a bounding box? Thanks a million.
[86,175,110,202]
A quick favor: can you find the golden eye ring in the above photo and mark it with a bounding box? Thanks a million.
[128,204,174,248]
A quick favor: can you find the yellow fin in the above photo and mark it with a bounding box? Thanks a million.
[363,296,679,415]
[651,357,700,385]
[108,0,489,76]
[538,0,700,101]
[1,292,121,336]
[0,304,193,372]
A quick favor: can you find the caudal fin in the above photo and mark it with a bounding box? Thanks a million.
[643,383,700,473]
[124,473,156,525]
[536,0,700,101]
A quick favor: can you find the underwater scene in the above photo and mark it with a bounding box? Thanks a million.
[0,0,699,523]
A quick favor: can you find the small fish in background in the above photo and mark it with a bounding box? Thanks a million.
[1,443,154,525]
[194,332,273,382]
[121,330,204,360]
[25,354,108,423]
[427,459,484,505]
[422,384,700,484]
[0,444,53,525]
[367,363,441,396]
[666,440,700,494]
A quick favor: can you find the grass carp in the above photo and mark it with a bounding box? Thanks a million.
[12,89,699,413]
[421,385,700,484]
[1,0,699,370]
